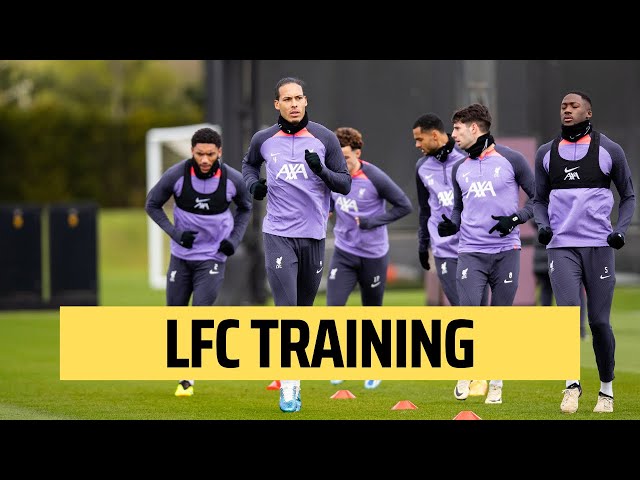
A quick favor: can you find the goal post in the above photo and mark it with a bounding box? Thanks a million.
[145,123,222,290]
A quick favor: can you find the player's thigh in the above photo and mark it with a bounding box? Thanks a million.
[326,248,359,306]
[192,260,226,306]
[358,254,388,306]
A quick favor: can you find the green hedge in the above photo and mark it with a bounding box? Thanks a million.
[0,106,201,207]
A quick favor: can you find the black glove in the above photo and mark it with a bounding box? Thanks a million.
[358,217,373,230]
[607,232,625,249]
[419,250,430,271]
[250,178,267,200]
[489,214,521,237]
[538,226,553,246]
[179,230,198,249]
[218,239,235,256]
[437,214,459,237]
[304,149,322,174]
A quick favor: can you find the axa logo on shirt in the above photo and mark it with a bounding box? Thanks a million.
[465,181,496,198]
[194,197,210,210]
[563,166,580,181]
[437,190,454,207]
[336,196,359,213]
[276,163,309,180]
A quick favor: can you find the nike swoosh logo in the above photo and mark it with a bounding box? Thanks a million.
[462,171,472,177]
[455,387,466,399]
[370,281,381,288]
[600,275,611,279]
[316,267,323,274]
[425,174,434,179]
[504,279,513,283]
[195,197,209,203]
[270,152,280,156]
[209,270,219,275]
[564,166,580,173]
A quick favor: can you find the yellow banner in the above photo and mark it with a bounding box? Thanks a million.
[60,306,580,380]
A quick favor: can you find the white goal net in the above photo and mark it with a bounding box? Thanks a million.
[145,123,222,289]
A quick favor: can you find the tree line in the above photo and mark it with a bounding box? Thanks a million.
[0,60,203,207]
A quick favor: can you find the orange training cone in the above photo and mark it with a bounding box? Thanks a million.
[266,380,281,390]
[453,410,482,420]
[331,390,356,399]
[392,400,418,410]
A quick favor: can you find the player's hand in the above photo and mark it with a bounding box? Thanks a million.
[250,178,267,200]
[218,239,235,256]
[419,250,430,270]
[437,214,458,237]
[180,230,198,249]
[538,226,553,245]
[357,217,373,229]
[489,214,521,236]
[607,232,625,249]
[304,149,323,174]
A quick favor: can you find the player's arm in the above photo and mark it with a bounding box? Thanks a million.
[438,160,462,237]
[607,140,636,236]
[415,158,432,252]
[225,167,253,251]
[532,144,552,230]
[242,133,267,198]
[448,160,464,229]
[357,166,412,229]
[511,151,535,223]
[144,163,184,242]
[314,134,352,195]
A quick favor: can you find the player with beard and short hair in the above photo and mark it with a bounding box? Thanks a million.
[145,127,252,397]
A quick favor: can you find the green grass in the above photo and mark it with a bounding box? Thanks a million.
[1,209,639,420]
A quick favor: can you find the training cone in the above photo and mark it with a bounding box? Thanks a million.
[331,390,356,399]
[453,410,482,420]
[266,380,281,390]
[469,380,488,396]
[391,400,418,410]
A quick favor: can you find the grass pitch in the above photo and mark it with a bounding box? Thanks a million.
[1,209,638,420]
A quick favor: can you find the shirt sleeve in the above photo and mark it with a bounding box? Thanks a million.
[533,143,552,230]
[450,160,464,229]
[415,158,431,252]
[510,150,536,223]
[242,132,266,192]
[358,164,412,229]
[226,166,253,248]
[144,162,184,243]
[316,133,352,195]
[605,138,636,235]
